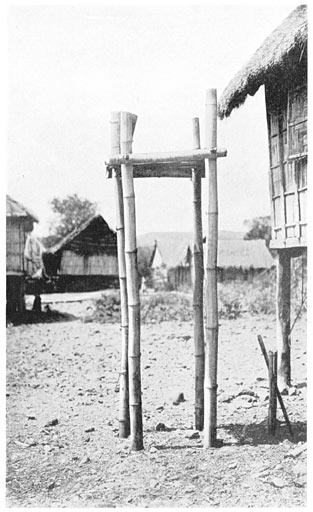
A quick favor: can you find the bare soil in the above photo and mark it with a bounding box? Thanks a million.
[6,298,307,507]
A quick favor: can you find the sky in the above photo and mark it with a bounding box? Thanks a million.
[7,1,302,237]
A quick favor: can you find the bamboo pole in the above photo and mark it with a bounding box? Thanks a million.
[110,111,130,438]
[203,89,219,448]
[120,111,143,451]
[268,351,278,435]
[276,250,291,391]
[107,147,227,166]
[192,117,205,431]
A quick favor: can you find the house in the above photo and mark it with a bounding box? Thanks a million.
[218,5,307,250]
[150,236,193,290]
[43,215,118,292]
[218,5,307,389]
[142,232,274,290]
[6,194,39,315]
[217,239,275,282]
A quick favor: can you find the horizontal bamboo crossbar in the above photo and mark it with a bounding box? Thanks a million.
[106,162,206,179]
[107,147,227,167]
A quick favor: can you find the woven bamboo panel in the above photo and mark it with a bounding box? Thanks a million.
[6,220,27,272]
[59,250,118,276]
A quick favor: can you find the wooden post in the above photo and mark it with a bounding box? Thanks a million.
[268,351,278,435]
[192,117,205,431]
[257,335,293,438]
[120,111,144,451]
[276,250,291,391]
[110,112,130,438]
[203,89,219,448]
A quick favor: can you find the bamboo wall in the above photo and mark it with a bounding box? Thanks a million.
[6,218,33,273]
[59,250,118,276]
[266,84,307,249]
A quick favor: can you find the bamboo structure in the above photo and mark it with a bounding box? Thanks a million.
[203,89,219,448]
[276,251,291,391]
[109,92,226,450]
[268,351,278,435]
[192,117,205,431]
[120,111,144,451]
[110,111,130,438]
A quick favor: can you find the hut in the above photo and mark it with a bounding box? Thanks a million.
[6,194,39,315]
[217,239,274,282]
[218,5,307,390]
[145,232,273,290]
[150,237,193,290]
[43,215,118,292]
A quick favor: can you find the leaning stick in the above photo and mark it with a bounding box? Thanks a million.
[257,335,293,438]
[120,111,144,451]
[110,112,130,438]
[203,89,219,448]
[192,117,205,431]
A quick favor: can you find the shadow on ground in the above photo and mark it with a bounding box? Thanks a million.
[219,420,307,446]
[6,308,77,326]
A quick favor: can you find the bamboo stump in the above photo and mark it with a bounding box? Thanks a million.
[268,351,278,435]
[204,89,219,448]
[120,111,144,451]
[192,117,205,431]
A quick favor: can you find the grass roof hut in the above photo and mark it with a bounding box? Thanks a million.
[218,4,307,390]
[43,215,118,293]
[6,194,39,315]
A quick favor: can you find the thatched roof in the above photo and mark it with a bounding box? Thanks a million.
[146,232,274,270]
[217,239,274,269]
[6,194,39,223]
[46,215,117,256]
[218,5,307,119]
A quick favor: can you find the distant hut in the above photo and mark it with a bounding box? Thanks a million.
[150,238,192,290]
[217,239,274,282]
[6,194,39,315]
[218,5,307,389]
[43,215,118,292]
[148,233,273,290]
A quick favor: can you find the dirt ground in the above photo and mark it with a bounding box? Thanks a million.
[6,298,307,507]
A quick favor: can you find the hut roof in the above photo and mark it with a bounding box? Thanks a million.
[46,215,117,256]
[154,238,192,269]
[218,5,307,119]
[149,236,274,270]
[6,194,39,223]
[217,239,274,269]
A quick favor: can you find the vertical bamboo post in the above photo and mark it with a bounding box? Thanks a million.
[203,89,219,448]
[268,351,278,435]
[276,250,291,391]
[192,117,205,431]
[120,111,144,451]
[110,111,130,438]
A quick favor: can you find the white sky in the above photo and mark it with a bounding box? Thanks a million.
[7,1,302,237]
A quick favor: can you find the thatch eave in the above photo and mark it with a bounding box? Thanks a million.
[6,194,39,223]
[218,4,307,119]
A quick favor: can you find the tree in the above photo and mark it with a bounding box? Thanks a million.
[244,215,272,247]
[48,194,98,241]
